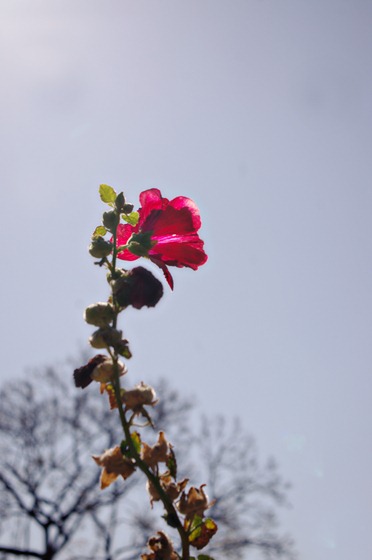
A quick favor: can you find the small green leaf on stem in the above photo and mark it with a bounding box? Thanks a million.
[120,440,130,457]
[167,447,177,479]
[204,519,216,529]
[131,431,142,454]
[122,211,139,226]
[189,515,203,540]
[189,517,218,550]
[116,340,132,359]
[99,184,117,203]
[93,225,107,237]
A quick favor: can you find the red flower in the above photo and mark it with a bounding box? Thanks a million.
[116,189,207,289]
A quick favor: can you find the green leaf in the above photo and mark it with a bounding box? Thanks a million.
[166,447,177,479]
[122,211,139,226]
[189,515,203,540]
[120,439,130,457]
[204,518,217,530]
[116,340,132,359]
[116,245,128,253]
[99,184,117,204]
[130,431,142,454]
[197,556,215,560]
[93,225,107,237]
[189,517,218,549]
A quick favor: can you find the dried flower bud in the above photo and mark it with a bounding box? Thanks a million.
[89,236,112,258]
[122,382,157,411]
[146,478,161,505]
[164,477,189,502]
[147,475,188,506]
[74,356,126,390]
[91,358,126,383]
[89,327,122,349]
[73,354,107,389]
[177,484,213,521]
[141,431,169,469]
[84,302,115,327]
[93,446,135,489]
[141,531,178,560]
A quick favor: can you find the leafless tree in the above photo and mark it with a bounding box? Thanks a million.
[195,417,295,559]
[0,362,295,560]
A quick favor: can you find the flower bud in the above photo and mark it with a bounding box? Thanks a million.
[89,237,112,258]
[112,267,163,309]
[74,355,126,389]
[102,210,119,232]
[73,354,107,389]
[114,192,126,213]
[146,475,188,507]
[127,232,154,257]
[142,532,177,560]
[122,203,134,214]
[106,268,123,282]
[91,358,127,383]
[122,382,157,411]
[89,327,122,349]
[84,303,115,327]
[177,484,213,521]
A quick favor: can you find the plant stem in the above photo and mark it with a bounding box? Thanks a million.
[109,217,190,560]
[111,367,190,559]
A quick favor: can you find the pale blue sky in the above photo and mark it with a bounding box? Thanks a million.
[1,1,372,559]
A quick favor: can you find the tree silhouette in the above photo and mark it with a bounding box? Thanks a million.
[0,362,295,560]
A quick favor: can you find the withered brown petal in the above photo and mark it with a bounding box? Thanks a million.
[73,354,107,388]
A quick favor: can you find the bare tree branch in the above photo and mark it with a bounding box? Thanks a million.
[0,363,295,560]
[0,545,44,558]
